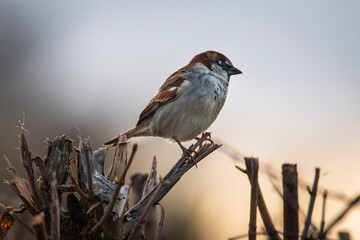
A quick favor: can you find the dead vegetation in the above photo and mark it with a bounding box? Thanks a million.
[0,119,219,240]
[1,118,359,240]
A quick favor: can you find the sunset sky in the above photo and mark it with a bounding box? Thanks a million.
[1,1,359,239]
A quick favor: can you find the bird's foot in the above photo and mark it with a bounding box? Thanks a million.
[195,132,214,147]
[182,148,198,168]
[175,139,198,168]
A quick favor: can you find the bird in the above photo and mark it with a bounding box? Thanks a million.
[105,50,242,162]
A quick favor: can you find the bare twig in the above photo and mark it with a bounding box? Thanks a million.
[32,212,48,240]
[282,164,299,240]
[323,195,360,235]
[0,201,8,211]
[156,203,166,240]
[87,201,103,215]
[245,157,259,240]
[235,165,281,240]
[127,178,169,240]
[90,143,138,234]
[50,172,60,240]
[13,211,35,235]
[68,169,89,200]
[57,184,75,193]
[0,201,34,235]
[318,190,328,239]
[301,168,320,240]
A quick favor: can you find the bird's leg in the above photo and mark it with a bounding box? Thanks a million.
[194,132,214,147]
[174,139,198,168]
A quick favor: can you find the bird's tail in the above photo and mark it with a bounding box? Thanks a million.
[104,127,145,146]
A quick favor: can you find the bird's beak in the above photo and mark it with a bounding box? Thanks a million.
[228,67,242,75]
[228,66,242,75]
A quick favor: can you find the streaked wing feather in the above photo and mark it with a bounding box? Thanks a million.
[136,75,186,126]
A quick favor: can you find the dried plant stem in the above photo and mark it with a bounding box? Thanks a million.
[301,168,320,240]
[32,212,48,240]
[69,170,89,200]
[50,172,60,240]
[156,203,166,240]
[84,146,94,197]
[282,164,299,240]
[323,195,360,236]
[318,190,328,239]
[127,178,168,240]
[245,157,259,240]
[125,142,220,222]
[18,120,43,208]
[0,201,34,235]
[236,165,281,240]
[90,143,138,234]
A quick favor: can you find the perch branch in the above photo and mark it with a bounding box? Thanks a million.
[123,139,220,236]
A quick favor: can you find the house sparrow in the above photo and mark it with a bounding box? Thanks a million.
[105,50,242,161]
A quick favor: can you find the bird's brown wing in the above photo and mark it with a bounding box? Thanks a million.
[136,74,186,126]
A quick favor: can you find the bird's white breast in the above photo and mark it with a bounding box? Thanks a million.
[150,72,229,141]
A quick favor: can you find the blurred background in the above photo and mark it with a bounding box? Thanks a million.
[1,1,359,239]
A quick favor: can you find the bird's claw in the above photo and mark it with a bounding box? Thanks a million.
[181,148,198,168]
[195,132,214,148]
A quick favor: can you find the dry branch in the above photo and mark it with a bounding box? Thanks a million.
[3,154,39,215]
[3,120,221,240]
[127,178,168,240]
[245,157,259,240]
[318,190,328,239]
[236,162,281,240]
[90,143,137,234]
[323,195,360,236]
[156,203,166,240]
[32,212,48,240]
[123,139,220,237]
[50,172,60,240]
[301,168,320,240]
[18,120,43,209]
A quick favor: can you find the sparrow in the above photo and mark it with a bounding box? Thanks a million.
[105,50,242,161]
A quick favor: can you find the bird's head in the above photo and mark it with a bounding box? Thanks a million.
[189,50,242,80]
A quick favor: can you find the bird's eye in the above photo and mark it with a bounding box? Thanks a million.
[218,61,226,68]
